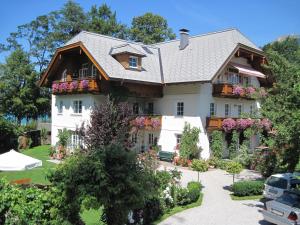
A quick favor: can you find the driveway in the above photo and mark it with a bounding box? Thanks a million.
[158,165,271,225]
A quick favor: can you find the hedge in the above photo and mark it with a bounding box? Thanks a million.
[232,180,264,197]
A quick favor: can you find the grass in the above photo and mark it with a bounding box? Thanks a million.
[0,145,56,184]
[230,194,263,201]
[153,193,203,225]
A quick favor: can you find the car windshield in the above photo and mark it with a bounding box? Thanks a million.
[267,176,288,189]
[276,192,300,209]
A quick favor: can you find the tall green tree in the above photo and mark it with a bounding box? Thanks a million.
[0,49,49,123]
[87,4,128,39]
[260,37,300,172]
[130,12,176,44]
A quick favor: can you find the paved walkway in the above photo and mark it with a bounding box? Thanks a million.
[158,166,271,225]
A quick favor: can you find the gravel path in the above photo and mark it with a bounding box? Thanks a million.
[158,166,271,225]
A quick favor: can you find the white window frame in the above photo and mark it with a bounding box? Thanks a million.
[91,64,98,78]
[210,103,216,116]
[176,134,182,145]
[58,100,63,114]
[225,104,230,117]
[237,104,243,117]
[148,133,154,145]
[176,102,184,116]
[131,133,138,144]
[79,63,89,79]
[129,56,138,68]
[73,100,82,114]
[61,69,67,82]
[70,132,82,149]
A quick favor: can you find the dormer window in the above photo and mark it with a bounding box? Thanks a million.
[129,56,138,68]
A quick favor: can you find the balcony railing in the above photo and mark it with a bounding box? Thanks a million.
[206,117,225,131]
[52,78,100,95]
[212,83,255,99]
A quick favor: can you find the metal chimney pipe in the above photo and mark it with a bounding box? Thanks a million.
[179,28,189,50]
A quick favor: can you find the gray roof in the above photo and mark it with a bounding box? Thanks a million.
[66,29,262,84]
[110,43,146,57]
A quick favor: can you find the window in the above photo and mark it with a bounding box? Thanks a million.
[58,100,63,114]
[131,133,137,144]
[133,103,139,115]
[210,103,216,116]
[79,63,89,79]
[244,76,251,86]
[225,104,230,117]
[73,100,82,114]
[61,69,67,82]
[148,102,154,115]
[237,105,242,116]
[176,134,182,145]
[129,56,138,68]
[148,133,154,145]
[91,64,98,78]
[176,102,184,116]
[70,133,82,149]
[250,105,254,115]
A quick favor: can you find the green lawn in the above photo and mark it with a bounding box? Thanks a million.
[0,145,56,184]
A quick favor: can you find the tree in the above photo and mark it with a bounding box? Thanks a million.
[79,97,133,151]
[130,13,176,44]
[211,130,223,159]
[191,159,208,181]
[228,130,239,159]
[86,4,128,39]
[226,161,243,184]
[259,37,300,172]
[179,122,201,160]
[0,49,49,123]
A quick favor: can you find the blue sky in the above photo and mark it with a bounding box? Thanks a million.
[0,0,299,63]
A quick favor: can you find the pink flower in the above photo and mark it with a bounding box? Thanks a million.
[222,118,236,132]
[135,116,146,128]
[236,118,254,130]
[70,81,78,90]
[59,82,68,91]
[233,85,245,96]
[260,118,272,131]
[151,117,161,129]
[52,83,59,92]
[81,80,89,89]
[245,86,256,96]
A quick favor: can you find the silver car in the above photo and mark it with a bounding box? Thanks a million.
[264,173,300,200]
[262,190,300,225]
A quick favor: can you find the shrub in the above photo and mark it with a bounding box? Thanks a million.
[156,171,172,191]
[216,160,231,170]
[232,180,264,197]
[57,128,71,147]
[191,159,208,182]
[176,187,191,206]
[226,161,243,183]
[187,181,202,203]
[207,157,219,168]
[211,130,223,159]
[233,144,252,168]
[179,122,201,160]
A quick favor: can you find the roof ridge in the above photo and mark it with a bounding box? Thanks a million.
[77,31,159,49]
[152,28,239,46]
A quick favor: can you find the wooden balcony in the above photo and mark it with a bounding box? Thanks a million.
[52,78,100,95]
[206,117,225,131]
[212,83,254,99]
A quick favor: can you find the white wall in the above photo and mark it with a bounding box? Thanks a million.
[51,94,105,145]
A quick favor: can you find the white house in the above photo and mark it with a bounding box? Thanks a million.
[39,28,270,159]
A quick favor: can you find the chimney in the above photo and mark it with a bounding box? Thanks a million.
[179,28,189,50]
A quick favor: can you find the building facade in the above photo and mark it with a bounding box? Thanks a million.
[40,28,270,159]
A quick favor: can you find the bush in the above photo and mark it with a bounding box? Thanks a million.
[180,122,201,160]
[226,161,243,183]
[176,187,191,206]
[156,171,172,191]
[216,160,231,170]
[232,180,264,197]
[191,159,208,172]
[187,181,202,202]
[207,157,219,168]
[211,130,223,159]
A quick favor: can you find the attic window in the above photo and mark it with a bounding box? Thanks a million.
[129,56,138,68]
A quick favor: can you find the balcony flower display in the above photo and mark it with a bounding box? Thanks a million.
[222,118,236,133]
[52,83,59,92]
[151,117,161,129]
[134,116,146,129]
[59,82,68,92]
[81,79,89,89]
[70,80,78,90]
[233,85,244,96]
[236,118,254,130]
[245,86,256,97]
[260,118,272,131]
